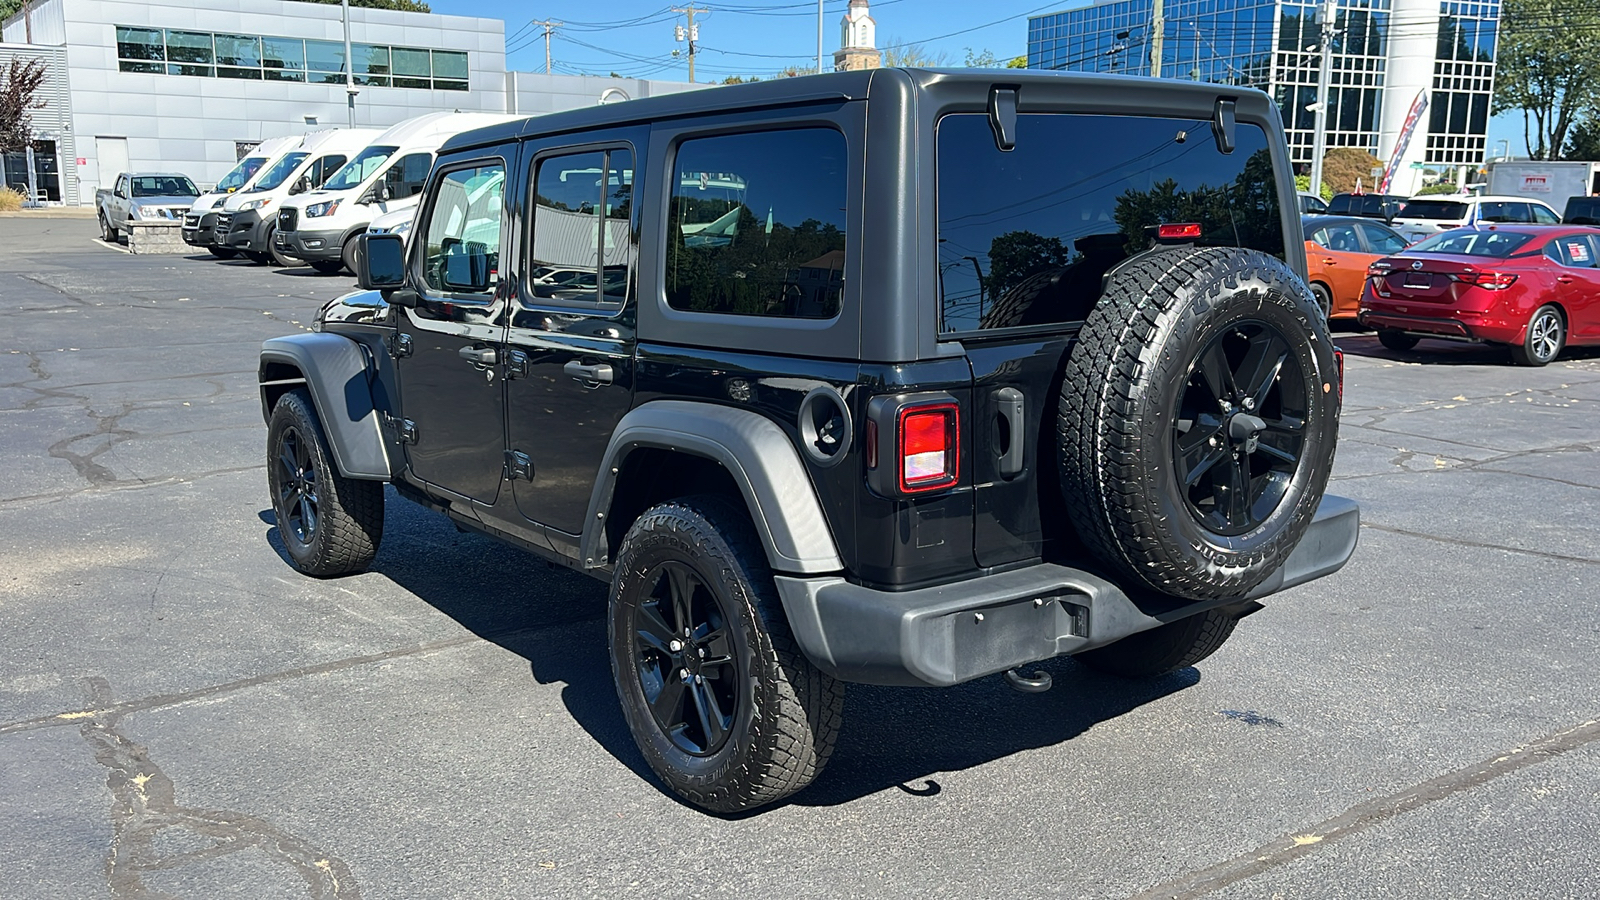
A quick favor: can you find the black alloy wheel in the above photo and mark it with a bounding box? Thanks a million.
[1173,321,1309,537]
[275,424,320,545]
[631,560,739,756]
[1310,282,1333,322]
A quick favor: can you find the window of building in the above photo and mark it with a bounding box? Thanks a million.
[665,129,846,320]
[529,148,636,307]
[937,112,1283,334]
[114,27,468,90]
[422,163,505,296]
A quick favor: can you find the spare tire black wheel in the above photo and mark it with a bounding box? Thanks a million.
[1058,246,1341,601]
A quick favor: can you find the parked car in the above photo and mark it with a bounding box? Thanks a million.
[1563,196,1600,226]
[1388,194,1561,244]
[216,128,383,267]
[1302,214,1410,321]
[182,135,300,258]
[96,173,201,242]
[1298,191,1328,214]
[273,112,521,274]
[259,70,1357,812]
[1326,192,1407,220]
[1358,225,1600,366]
[365,205,417,244]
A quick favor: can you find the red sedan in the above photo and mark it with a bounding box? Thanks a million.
[1358,225,1600,366]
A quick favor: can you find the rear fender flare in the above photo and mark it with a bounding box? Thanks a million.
[581,401,843,575]
[259,333,392,480]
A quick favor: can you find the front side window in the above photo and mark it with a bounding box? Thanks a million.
[529,148,635,305]
[938,113,1283,333]
[666,128,847,320]
[422,163,505,295]
[322,146,396,191]
[303,155,347,190]
[380,153,433,201]
[253,152,309,190]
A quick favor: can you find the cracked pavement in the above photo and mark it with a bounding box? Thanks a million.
[3,217,1599,899]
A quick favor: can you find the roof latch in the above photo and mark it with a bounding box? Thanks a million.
[1212,97,1237,154]
[989,86,1018,152]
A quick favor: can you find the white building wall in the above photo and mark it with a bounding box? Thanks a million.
[0,42,78,204]
[505,71,704,116]
[1,0,67,44]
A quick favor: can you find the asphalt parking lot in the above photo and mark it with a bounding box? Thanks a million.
[3,215,1598,899]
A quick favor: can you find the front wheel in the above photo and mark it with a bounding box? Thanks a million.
[1073,609,1239,678]
[609,496,843,814]
[1378,329,1419,352]
[266,389,383,577]
[341,235,361,276]
[1509,304,1564,367]
[267,227,307,268]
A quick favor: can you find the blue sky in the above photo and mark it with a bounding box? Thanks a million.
[426,0,1525,159]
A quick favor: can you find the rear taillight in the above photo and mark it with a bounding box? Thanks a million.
[898,404,959,493]
[1157,222,1202,240]
[1451,271,1518,290]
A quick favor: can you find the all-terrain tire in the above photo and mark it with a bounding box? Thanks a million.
[1058,247,1341,600]
[208,246,240,259]
[1509,304,1564,367]
[266,388,383,577]
[609,496,843,814]
[1073,608,1239,678]
[1377,329,1419,352]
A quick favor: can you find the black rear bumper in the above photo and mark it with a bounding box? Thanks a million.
[774,494,1359,687]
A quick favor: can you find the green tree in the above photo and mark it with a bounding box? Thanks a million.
[1493,0,1600,159]
[1007,55,1027,69]
[1567,118,1600,159]
[296,0,433,11]
[0,57,47,154]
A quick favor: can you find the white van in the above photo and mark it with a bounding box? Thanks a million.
[213,128,382,266]
[273,112,521,273]
[181,135,301,257]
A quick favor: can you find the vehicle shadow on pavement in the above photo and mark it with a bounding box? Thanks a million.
[1337,333,1600,366]
[261,494,1202,813]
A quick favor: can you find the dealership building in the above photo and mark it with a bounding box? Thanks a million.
[1028,0,1500,196]
[1,0,699,205]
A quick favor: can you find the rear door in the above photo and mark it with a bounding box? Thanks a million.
[1307,221,1371,317]
[1547,233,1600,339]
[934,110,1290,567]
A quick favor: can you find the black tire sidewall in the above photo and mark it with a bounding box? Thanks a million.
[1310,282,1332,321]
[266,390,336,571]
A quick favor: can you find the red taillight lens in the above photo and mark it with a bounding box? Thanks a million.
[1158,223,1202,240]
[898,404,959,493]
[1452,271,1518,290]
[1367,263,1392,278]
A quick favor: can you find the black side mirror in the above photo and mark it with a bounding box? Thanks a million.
[1381,201,1401,223]
[290,175,310,195]
[376,182,391,203]
[440,238,491,293]
[358,233,407,292]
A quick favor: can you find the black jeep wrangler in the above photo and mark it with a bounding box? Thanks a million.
[259,69,1358,813]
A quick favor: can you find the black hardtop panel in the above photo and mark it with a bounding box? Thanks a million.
[906,67,1280,122]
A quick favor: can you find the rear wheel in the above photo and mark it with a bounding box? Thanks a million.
[1310,282,1333,322]
[1378,329,1419,352]
[609,496,843,814]
[266,389,383,577]
[1074,608,1239,678]
[99,213,117,242]
[1509,304,1564,367]
[207,246,239,259]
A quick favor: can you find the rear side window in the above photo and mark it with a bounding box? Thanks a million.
[1398,200,1466,220]
[1546,234,1597,268]
[666,128,847,320]
[529,148,635,306]
[1358,222,1409,255]
[1478,201,1530,223]
[937,113,1283,333]
[1310,222,1361,252]
[1531,204,1560,225]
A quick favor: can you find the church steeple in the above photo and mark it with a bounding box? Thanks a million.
[834,0,881,71]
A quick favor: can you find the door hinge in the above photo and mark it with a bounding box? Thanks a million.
[505,450,534,481]
[387,332,414,358]
[505,349,530,379]
[384,414,418,445]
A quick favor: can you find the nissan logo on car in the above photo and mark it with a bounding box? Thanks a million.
[1412,260,1424,270]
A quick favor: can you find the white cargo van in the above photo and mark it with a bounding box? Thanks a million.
[214,128,382,266]
[273,112,520,273]
[181,135,301,258]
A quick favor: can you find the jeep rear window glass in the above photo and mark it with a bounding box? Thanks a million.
[1398,200,1467,220]
[937,114,1283,333]
[528,148,635,306]
[666,128,846,320]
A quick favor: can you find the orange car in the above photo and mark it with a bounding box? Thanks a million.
[1302,215,1410,321]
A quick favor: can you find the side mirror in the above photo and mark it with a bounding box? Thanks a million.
[440,238,491,293]
[376,182,391,203]
[357,233,407,291]
[290,175,310,195]
[1381,201,1401,223]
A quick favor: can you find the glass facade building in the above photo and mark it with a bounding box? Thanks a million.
[1028,0,1499,169]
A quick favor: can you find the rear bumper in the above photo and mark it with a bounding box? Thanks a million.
[774,494,1360,687]
[1358,308,1524,344]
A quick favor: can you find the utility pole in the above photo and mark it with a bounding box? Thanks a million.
[1148,0,1162,76]
[673,6,704,82]
[1308,0,1337,198]
[531,20,561,74]
[342,0,357,128]
[817,0,824,74]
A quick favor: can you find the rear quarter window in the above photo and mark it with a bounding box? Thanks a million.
[937,113,1284,333]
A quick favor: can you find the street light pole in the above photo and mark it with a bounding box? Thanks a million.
[1308,0,1336,197]
[342,0,358,128]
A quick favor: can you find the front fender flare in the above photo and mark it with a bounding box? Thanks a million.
[260,333,392,480]
[581,401,843,576]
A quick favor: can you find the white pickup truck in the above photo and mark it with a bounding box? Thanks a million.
[95,173,202,243]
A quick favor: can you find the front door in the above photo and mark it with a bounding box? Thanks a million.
[504,143,639,536]
[395,155,511,505]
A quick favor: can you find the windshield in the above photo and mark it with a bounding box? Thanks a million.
[1399,200,1468,220]
[216,157,267,192]
[131,176,200,198]
[252,152,310,191]
[322,146,398,191]
[1407,229,1535,258]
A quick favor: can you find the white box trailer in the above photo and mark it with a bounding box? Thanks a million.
[1486,161,1600,206]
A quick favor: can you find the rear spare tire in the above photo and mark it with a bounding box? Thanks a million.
[1058,247,1340,600]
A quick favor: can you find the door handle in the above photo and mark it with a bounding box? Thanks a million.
[1557,275,1575,284]
[564,360,614,385]
[1322,257,1337,265]
[458,345,497,366]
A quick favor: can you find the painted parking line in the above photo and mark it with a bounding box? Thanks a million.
[91,238,131,254]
